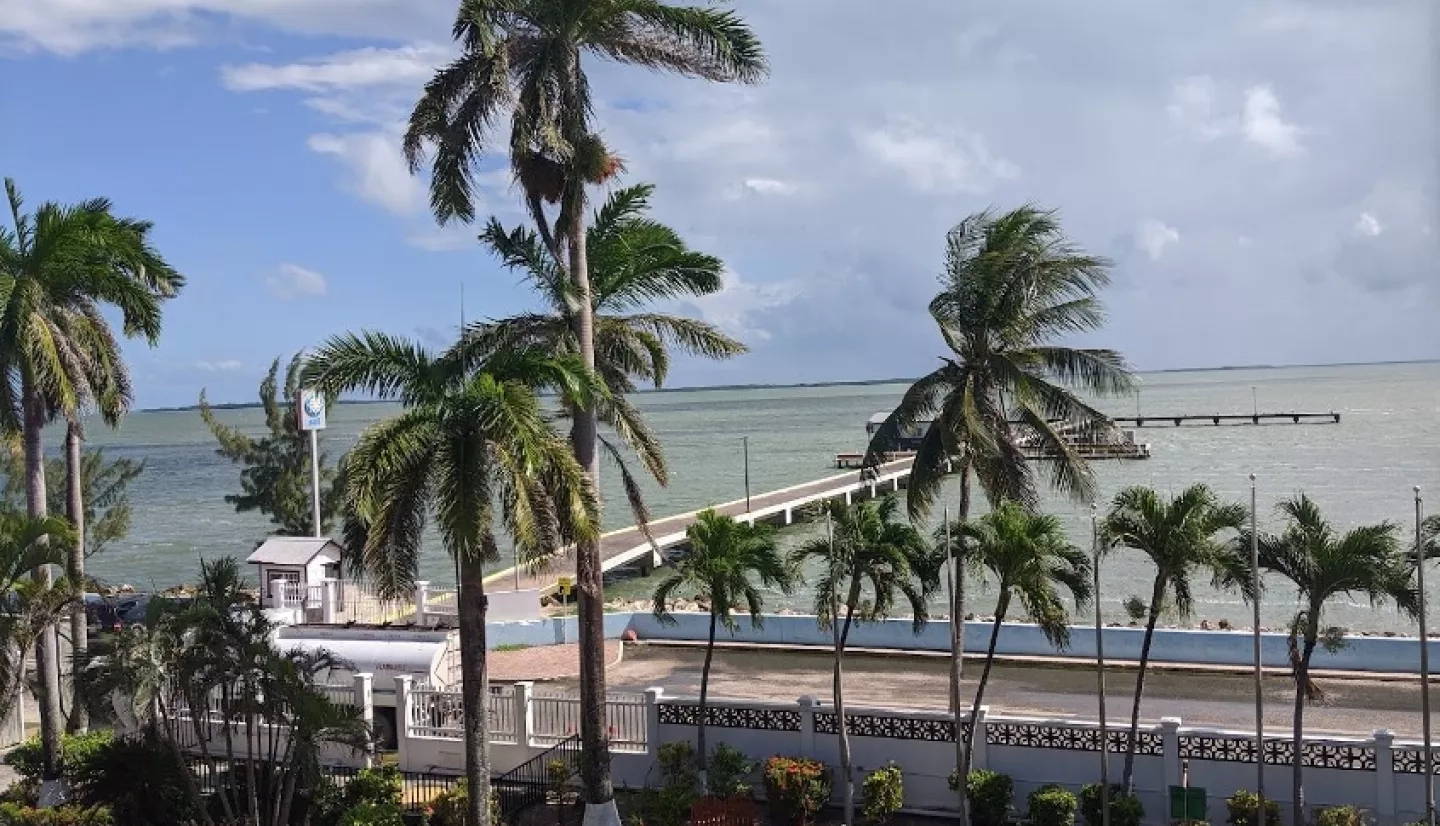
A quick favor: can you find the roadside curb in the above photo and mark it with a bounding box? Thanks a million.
[635,639,1430,683]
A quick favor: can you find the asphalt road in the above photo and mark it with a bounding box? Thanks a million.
[552,644,1431,738]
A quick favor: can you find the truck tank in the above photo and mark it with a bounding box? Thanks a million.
[272,624,459,748]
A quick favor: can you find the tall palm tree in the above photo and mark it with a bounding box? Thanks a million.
[651,509,790,789]
[471,183,745,533]
[302,331,600,826]
[957,502,1090,787]
[791,496,935,826]
[1101,484,1246,792]
[405,7,765,816]
[0,178,179,780]
[862,206,1133,821]
[1242,495,1414,826]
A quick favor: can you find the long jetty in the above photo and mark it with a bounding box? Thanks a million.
[483,458,915,595]
[1113,411,1340,427]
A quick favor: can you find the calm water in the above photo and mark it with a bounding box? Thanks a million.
[46,362,1440,632]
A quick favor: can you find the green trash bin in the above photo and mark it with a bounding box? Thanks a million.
[1169,786,1207,822]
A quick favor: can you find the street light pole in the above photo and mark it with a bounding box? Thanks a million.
[743,436,751,512]
[1093,503,1110,826]
[1252,386,1258,418]
[1250,474,1266,824]
[1417,486,1434,826]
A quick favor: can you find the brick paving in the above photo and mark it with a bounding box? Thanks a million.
[490,640,622,682]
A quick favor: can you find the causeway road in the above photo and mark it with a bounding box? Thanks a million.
[547,643,1432,739]
[484,458,914,594]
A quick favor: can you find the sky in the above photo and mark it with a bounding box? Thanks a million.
[3,0,1437,409]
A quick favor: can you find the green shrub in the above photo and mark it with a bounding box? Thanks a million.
[1028,785,1077,826]
[342,766,403,809]
[949,769,1012,826]
[861,764,904,826]
[657,741,697,790]
[1315,806,1368,826]
[707,744,754,798]
[1225,791,1281,826]
[0,803,114,826]
[547,759,574,795]
[338,801,406,826]
[1079,783,1143,826]
[426,781,501,826]
[762,756,831,826]
[633,784,695,826]
[0,781,36,808]
[68,733,199,825]
[3,733,114,784]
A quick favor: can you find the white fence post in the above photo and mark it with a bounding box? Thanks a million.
[354,673,374,768]
[971,705,989,769]
[644,688,664,759]
[395,675,413,772]
[516,681,534,747]
[414,581,430,626]
[798,696,817,758]
[321,579,338,624]
[1374,729,1395,826]
[1160,717,1183,795]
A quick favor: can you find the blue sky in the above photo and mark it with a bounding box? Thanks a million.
[4,1,1436,409]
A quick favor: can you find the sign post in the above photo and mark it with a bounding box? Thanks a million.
[298,389,327,538]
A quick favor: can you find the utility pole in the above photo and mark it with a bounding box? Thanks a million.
[1093,503,1110,826]
[1418,487,1434,826]
[1251,474,1265,826]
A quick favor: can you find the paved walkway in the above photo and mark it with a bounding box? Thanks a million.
[485,459,913,594]
[547,643,1433,738]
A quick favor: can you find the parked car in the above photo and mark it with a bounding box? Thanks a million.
[116,594,194,626]
[84,595,123,634]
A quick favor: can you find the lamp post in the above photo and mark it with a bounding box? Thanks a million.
[1093,503,1110,826]
[743,436,752,512]
[1250,474,1265,825]
[1252,386,1258,418]
[1417,486,1434,826]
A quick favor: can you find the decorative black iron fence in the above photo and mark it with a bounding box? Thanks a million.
[492,734,583,822]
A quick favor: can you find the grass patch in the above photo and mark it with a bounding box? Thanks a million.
[494,643,531,652]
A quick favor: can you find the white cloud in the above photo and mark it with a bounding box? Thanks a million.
[308,131,424,215]
[194,359,243,372]
[266,262,328,300]
[687,270,799,342]
[855,118,1018,193]
[1135,218,1181,260]
[1354,211,1383,237]
[1168,77,1305,158]
[221,43,448,92]
[1241,85,1304,157]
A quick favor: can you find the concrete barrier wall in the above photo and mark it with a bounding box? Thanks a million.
[486,611,1439,673]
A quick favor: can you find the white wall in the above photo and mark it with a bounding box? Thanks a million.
[488,589,542,623]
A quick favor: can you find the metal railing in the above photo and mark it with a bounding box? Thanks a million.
[493,734,582,822]
[407,685,517,741]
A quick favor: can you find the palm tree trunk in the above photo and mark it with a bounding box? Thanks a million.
[21,386,64,787]
[1292,613,1319,826]
[697,608,718,793]
[959,592,1008,805]
[65,422,87,735]
[459,549,493,826]
[835,597,857,826]
[1123,575,1166,793]
[952,463,972,826]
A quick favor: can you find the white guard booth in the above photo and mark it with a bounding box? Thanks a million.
[246,536,345,622]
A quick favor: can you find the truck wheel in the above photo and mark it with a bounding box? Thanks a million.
[373,708,398,751]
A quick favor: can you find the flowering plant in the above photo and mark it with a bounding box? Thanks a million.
[762,756,831,826]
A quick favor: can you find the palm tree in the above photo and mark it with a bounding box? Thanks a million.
[1243,495,1414,826]
[1101,485,1246,792]
[790,496,935,826]
[302,331,600,826]
[0,510,74,730]
[0,178,180,778]
[861,206,1133,820]
[471,183,745,534]
[405,7,765,816]
[651,509,790,789]
[957,502,1091,787]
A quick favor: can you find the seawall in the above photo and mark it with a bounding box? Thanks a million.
[487,611,1438,673]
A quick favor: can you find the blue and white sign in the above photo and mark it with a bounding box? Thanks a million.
[298,388,327,431]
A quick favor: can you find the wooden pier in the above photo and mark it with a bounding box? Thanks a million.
[1113,412,1341,427]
